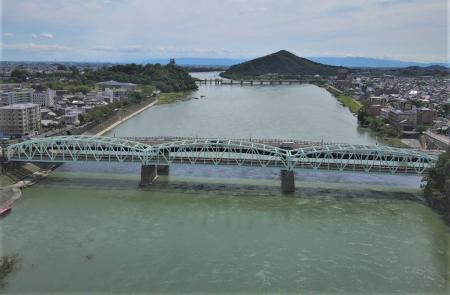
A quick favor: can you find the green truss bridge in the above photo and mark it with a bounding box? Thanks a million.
[4,135,438,193]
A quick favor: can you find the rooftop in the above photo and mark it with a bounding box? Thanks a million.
[0,103,39,109]
[95,80,136,87]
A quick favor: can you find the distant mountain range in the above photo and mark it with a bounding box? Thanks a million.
[308,57,449,68]
[220,50,342,78]
[142,56,448,68]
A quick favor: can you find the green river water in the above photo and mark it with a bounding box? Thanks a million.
[1,74,448,293]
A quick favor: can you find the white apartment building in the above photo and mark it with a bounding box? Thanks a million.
[6,88,55,107]
[32,89,56,107]
[0,103,41,137]
[7,89,33,104]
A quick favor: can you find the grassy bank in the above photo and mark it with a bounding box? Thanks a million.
[157,92,192,104]
[337,95,362,113]
[325,85,406,148]
[376,135,408,148]
[324,85,362,113]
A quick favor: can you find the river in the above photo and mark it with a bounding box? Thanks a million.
[1,72,448,293]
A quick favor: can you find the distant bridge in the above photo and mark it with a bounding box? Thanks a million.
[196,79,306,86]
[5,136,437,192]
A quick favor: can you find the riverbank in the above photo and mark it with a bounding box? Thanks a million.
[325,85,362,113]
[324,85,407,148]
[424,148,450,225]
[90,92,192,136]
[95,99,159,136]
[85,97,157,135]
[157,92,193,104]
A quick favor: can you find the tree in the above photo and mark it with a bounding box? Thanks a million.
[424,147,450,223]
[10,69,30,82]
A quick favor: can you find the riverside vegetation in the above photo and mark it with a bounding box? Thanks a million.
[424,147,450,224]
[0,255,20,289]
[11,63,198,126]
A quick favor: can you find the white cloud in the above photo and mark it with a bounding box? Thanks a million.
[32,33,54,39]
[39,33,54,39]
[3,32,14,37]
[3,42,71,51]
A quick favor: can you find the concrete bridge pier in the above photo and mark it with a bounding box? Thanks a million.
[157,165,170,176]
[140,165,157,186]
[281,170,295,193]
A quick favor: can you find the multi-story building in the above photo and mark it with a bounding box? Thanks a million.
[389,109,417,129]
[0,103,41,137]
[7,89,33,104]
[380,107,392,121]
[32,89,55,107]
[6,88,55,107]
[417,107,436,125]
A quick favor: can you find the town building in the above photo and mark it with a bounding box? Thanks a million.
[389,109,417,129]
[31,89,56,107]
[417,107,436,125]
[95,80,137,92]
[6,88,55,107]
[0,103,41,137]
[368,105,383,117]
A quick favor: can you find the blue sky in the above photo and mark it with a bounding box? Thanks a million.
[1,0,448,62]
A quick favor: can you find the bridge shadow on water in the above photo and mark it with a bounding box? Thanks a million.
[40,162,425,203]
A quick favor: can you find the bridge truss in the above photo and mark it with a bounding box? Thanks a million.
[6,135,437,175]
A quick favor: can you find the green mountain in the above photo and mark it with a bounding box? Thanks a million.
[221,50,344,79]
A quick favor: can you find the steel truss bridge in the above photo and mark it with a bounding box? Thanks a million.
[5,135,438,192]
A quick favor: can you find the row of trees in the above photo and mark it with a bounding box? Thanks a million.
[357,108,399,137]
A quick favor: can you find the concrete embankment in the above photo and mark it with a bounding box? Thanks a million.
[95,99,159,136]
[82,97,159,136]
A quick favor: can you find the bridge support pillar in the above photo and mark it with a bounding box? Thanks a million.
[157,165,169,176]
[281,170,295,193]
[140,165,157,186]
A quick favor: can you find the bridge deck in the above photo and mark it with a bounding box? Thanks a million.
[123,136,338,149]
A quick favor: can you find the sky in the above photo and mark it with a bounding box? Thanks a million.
[1,0,448,62]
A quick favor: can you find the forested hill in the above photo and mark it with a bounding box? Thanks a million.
[221,50,344,79]
[85,63,197,92]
